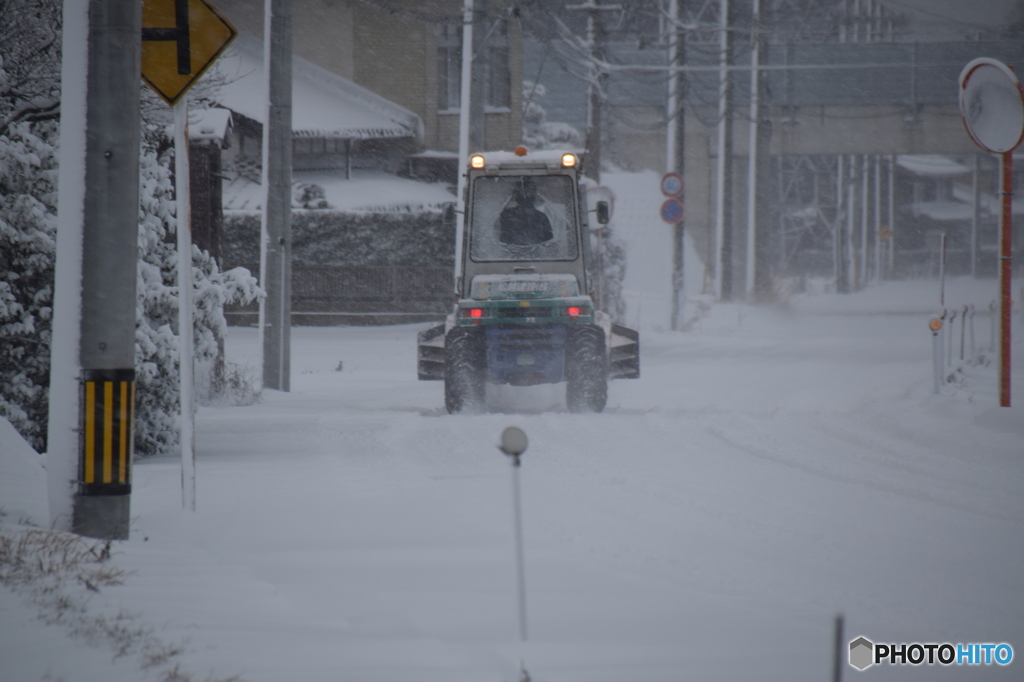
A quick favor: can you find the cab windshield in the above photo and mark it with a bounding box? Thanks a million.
[469,175,578,262]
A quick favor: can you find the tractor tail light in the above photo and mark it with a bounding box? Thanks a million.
[463,308,485,318]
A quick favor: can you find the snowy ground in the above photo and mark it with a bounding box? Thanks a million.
[2,275,1023,682]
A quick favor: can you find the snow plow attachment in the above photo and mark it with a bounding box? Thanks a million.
[609,323,640,379]
[417,323,446,380]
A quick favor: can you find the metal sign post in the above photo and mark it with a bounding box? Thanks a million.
[142,0,237,508]
[174,99,196,511]
[959,58,1024,408]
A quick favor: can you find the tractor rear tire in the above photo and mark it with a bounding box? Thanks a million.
[565,324,608,413]
[444,326,486,414]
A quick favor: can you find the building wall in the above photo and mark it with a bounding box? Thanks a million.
[213,0,523,155]
[215,0,355,80]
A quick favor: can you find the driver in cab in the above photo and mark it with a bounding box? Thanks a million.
[499,177,553,245]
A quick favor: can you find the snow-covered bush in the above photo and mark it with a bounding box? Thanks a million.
[0,32,260,456]
[522,81,584,151]
[223,210,453,268]
[134,130,262,456]
[0,122,58,452]
[0,0,62,452]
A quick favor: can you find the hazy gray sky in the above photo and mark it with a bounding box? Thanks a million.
[882,0,1019,31]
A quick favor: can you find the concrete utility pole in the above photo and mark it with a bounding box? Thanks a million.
[48,0,141,538]
[569,0,617,183]
[744,0,772,300]
[860,154,869,287]
[873,154,881,283]
[454,0,474,288]
[713,0,733,300]
[834,156,844,293]
[888,154,895,275]
[846,155,856,292]
[259,0,293,392]
[971,154,980,278]
[469,0,488,152]
[667,0,686,329]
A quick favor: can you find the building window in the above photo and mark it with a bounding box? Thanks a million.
[486,19,510,109]
[438,22,462,110]
[438,18,510,111]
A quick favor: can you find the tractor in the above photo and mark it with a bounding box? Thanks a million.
[417,148,639,413]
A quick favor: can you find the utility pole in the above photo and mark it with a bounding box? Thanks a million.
[49,0,141,538]
[469,0,488,152]
[744,0,763,300]
[873,154,881,283]
[860,154,869,288]
[834,156,844,293]
[971,154,980,278]
[260,0,293,392]
[454,0,474,290]
[847,155,856,292]
[667,0,686,329]
[713,0,733,300]
[888,154,895,275]
[569,1,618,183]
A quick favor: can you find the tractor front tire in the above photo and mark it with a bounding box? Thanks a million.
[565,324,608,413]
[444,326,486,414]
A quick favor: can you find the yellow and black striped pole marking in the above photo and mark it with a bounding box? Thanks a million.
[80,369,135,495]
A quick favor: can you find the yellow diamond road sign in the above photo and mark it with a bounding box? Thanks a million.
[142,0,237,106]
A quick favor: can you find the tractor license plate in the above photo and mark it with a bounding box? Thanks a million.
[516,353,535,366]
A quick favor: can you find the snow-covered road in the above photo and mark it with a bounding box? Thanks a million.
[3,281,1023,682]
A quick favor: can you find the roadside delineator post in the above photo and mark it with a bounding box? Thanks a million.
[946,308,957,369]
[930,314,944,394]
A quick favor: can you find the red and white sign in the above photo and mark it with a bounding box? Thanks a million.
[660,172,683,197]
[660,198,683,224]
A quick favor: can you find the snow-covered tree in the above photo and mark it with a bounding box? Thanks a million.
[521,80,584,151]
[0,121,57,451]
[0,0,260,454]
[0,0,62,137]
[133,106,261,457]
[0,0,62,451]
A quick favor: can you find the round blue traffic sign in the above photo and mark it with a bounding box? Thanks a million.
[660,172,684,197]
[660,198,684,224]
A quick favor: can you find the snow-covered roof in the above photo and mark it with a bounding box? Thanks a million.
[911,200,974,221]
[215,33,422,141]
[188,107,232,144]
[224,169,455,213]
[896,155,970,177]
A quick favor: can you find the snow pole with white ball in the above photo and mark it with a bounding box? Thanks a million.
[498,426,531,682]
